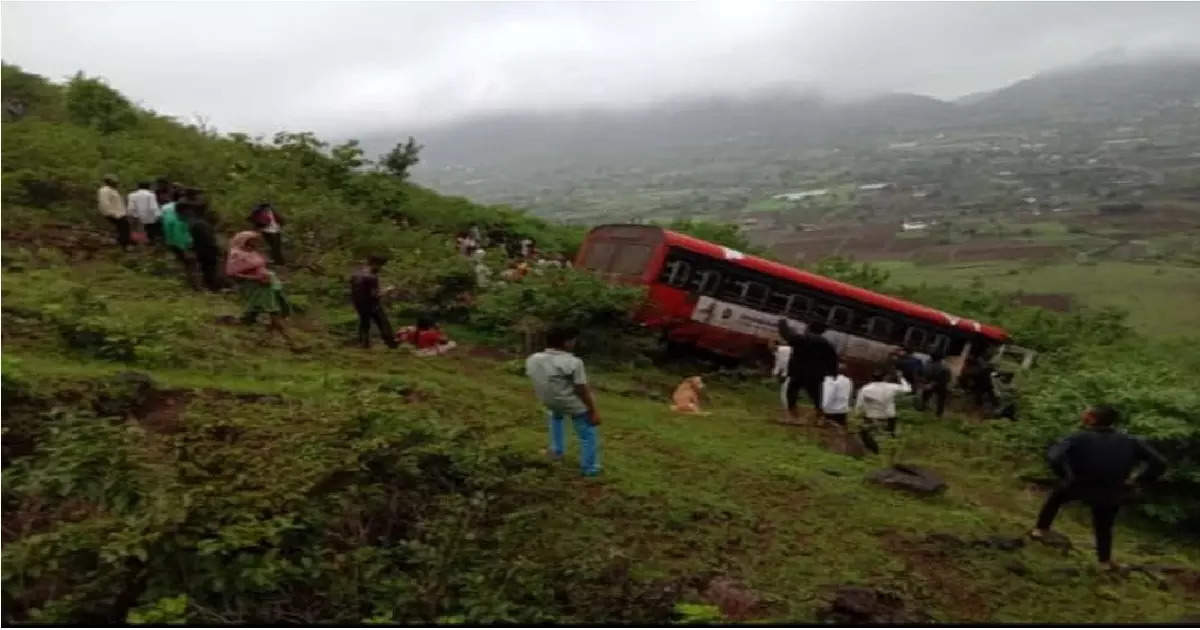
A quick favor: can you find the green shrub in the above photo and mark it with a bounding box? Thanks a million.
[472,268,648,356]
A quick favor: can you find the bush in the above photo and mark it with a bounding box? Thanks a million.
[472,268,647,356]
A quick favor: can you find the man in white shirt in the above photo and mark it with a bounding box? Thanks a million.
[821,362,854,427]
[126,180,162,243]
[96,175,130,250]
[855,369,912,453]
[772,341,792,411]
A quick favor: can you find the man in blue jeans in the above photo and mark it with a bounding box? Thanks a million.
[525,327,601,476]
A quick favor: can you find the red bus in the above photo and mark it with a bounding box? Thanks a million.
[576,224,1023,377]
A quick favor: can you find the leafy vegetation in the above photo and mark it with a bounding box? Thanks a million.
[2,63,1198,624]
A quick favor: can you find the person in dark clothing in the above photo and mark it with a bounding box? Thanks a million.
[181,200,223,292]
[350,256,398,349]
[1031,404,1167,569]
[920,352,952,417]
[777,319,839,422]
[961,354,1000,411]
[248,202,285,265]
[895,346,924,389]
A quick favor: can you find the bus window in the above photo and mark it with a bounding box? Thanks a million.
[767,291,792,314]
[811,300,832,323]
[904,326,929,350]
[692,270,722,295]
[828,305,854,329]
[611,244,653,276]
[866,316,894,340]
[930,334,951,356]
[786,295,812,319]
[741,281,769,308]
[581,242,616,271]
[659,259,691,288]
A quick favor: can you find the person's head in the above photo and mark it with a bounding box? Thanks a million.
[103,174,118,187]
[1082,404,1120,428]
[871,369,889,383]
[838,362,848,375]
[254,202,273,213]
[183,187,201,201]
[171,188,184,202]
[546,326,579,350]
[175,201,193,218]
[155,177,169,189]
[808,322,827,335]
[366,255,388,272]
[416,316,435,331]
[137,180,151,190]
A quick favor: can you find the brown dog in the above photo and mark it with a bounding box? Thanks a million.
[670,376,710,414]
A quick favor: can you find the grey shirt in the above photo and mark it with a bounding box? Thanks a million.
[525,349,589,415]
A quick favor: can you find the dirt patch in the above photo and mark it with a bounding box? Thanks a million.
[133,389,191,434]
[881,534,991,620]
[1,224,114,261]
[702,576,765,621]
[1014,293,1074,312]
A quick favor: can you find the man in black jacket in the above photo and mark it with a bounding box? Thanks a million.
[777,319,839,423]
[1030,404,1167,568]
[350,255,398,349]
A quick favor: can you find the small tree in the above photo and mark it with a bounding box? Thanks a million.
[380,136,423,179]
[64,72,137,133]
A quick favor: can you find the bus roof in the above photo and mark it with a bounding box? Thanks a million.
[590,224,1010,342]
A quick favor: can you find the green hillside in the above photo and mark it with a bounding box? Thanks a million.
[3,64,1199,624]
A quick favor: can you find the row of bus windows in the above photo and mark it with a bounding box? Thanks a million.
[659,256,954,355]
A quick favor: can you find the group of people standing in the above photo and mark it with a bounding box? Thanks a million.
[771,317,1167,569]
[772,319,916,453]
[97,175,292,341]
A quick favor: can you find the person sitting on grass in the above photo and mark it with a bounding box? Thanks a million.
[1030,404,1166,570]
[396,316,457,356]
[225,230,293,346]
[525,326,601,477]
[854,368,911,454]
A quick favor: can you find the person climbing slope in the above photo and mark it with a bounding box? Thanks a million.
[1030,404,1166,569]
[127,180,162,244]
[525,327,601,477]
[160,189,199,289]
[180,196,222,292]
[821,362,854,428]
[854,369,911,454]
[226,230,292,345]
[248,202,285,265]
[97,175,130,251]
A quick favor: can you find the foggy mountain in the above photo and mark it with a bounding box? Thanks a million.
[380,56,1200,177]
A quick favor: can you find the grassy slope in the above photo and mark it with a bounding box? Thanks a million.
[876,260,1200,339]
[3,246,1198,623]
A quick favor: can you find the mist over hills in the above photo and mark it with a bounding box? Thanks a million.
[373,56,1199,173]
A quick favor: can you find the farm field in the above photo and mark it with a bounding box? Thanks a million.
[876,260,1200,339]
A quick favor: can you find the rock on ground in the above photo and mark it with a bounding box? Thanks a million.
[867,464,947,495]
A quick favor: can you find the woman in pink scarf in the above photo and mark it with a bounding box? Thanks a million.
[226,231,292,343]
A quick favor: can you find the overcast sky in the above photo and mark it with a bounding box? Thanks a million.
[3,2,1199,137]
